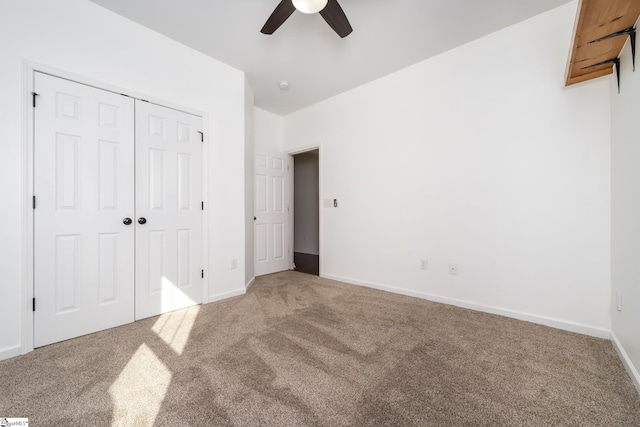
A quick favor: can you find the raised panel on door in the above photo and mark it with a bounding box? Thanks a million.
[149,148,166,210]
[55,235,80,314]
[273,223,285,260]
[98,140,119,210]
[177,154,192,211]
[135,100,203,320]
[98,233,119,305]
[34,72,135,347]
[254,148,291,276]
[177,229,193,287]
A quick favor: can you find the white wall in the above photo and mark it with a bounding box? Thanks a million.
[0,0,247,360]
[294,152,320,255]
[611,26,640,391]
[283,2,612,336]
[255,107,284,151]
[245,79,255,288]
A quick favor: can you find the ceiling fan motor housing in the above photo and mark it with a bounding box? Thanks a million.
[292,0,328,14]
[261,0,353,38]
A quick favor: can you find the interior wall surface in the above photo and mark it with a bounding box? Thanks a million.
[610,24,640,391]
[254,107,284,152]
[283,2,612,336]
[0,0,247,360]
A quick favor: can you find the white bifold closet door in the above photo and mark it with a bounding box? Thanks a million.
[34,72,203,347]
[34,72,136,347]
[134,100,203,320]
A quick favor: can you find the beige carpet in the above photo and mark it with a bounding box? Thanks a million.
[1,271,639,426]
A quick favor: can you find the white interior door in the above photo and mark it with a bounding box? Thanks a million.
[134,100,203,320]
[255,148,290,276]
[34,72,135,347]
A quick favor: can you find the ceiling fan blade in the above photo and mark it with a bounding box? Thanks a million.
[319,0,353,38]
[261,0,296,34]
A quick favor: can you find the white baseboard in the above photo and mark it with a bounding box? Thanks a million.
[0,345,22,362]
[321,273,611,339]
[245,276,256,291]
[207,288,246,304]
[611,332,640,395]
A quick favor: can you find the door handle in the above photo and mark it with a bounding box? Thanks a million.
[123,218,132,225]
[138,217,147,225]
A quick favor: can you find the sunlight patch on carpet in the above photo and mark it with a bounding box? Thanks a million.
[108,343,172,426]
[152,305,200,355]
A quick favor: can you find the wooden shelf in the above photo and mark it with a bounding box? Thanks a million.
[565,0,640,86]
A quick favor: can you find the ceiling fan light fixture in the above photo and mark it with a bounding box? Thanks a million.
[292,0,328,14]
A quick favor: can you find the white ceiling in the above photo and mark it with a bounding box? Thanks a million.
[88,0,573,116]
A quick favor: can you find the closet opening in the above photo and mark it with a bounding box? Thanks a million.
[292,149,319,276]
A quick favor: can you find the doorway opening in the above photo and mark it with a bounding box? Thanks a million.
[292,149,319,276]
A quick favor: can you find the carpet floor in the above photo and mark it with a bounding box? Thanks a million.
[1,270,639,426]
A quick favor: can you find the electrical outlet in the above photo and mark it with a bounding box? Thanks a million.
[448,263,458,275]
[420,259,428,270]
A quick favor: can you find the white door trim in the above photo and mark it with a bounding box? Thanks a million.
[288,155,295,270]
[21,61,210,355]
[287,145,322,276]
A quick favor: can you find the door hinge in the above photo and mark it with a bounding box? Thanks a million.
[32,298,36,312]
[32,92,39,108]
[32,195,36,209]
[201,269,204,279]
[201,201,204,211]
[198,131,204,142]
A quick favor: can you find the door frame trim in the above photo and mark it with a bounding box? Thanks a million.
[21,61,210,355]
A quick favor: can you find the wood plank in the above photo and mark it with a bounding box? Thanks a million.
[565,0,640,86]
[566,68,612,86]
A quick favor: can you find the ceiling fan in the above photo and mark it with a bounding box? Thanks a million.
[261,0,353,38]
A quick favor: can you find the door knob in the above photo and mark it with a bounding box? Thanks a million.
[123,218,132,225]
[138,217,147,225]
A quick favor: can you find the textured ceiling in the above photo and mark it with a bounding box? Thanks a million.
[88,0,574,115]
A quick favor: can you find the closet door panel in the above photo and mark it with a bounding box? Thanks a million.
[134,101,203,320]
[34,72,135,347]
